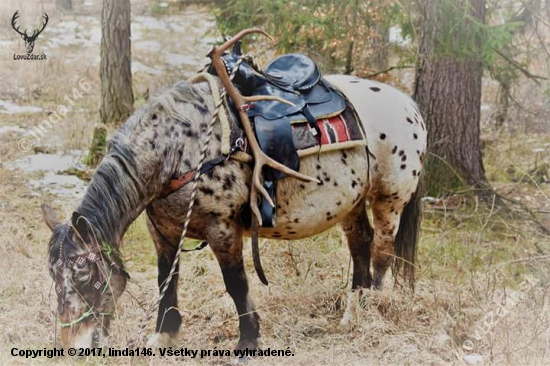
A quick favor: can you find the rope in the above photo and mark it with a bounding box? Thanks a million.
[128,59,243,347]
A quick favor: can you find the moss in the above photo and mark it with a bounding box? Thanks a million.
[84,125,108,168]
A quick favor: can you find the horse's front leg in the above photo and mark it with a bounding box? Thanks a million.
[208,224,260,353]
[145,213,182,347]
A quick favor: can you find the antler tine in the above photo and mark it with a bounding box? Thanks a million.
[209,29,320,225]
[244,95,295,107]
[11,11,26,36]
[210,28,274,57]
[35,13,49,37]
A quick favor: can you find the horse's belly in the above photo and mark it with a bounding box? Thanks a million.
[256,147,368,240]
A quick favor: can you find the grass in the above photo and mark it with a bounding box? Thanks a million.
[0,0,549,365]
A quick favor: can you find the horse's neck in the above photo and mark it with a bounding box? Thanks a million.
[74,80,224,247]
[75,151,157,247]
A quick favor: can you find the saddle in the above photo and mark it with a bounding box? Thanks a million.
[208,42,346,226]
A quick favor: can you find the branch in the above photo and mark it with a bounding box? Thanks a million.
[364,65,415,78]
[494,49,548,85]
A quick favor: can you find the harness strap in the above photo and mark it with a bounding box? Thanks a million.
[162,143,242,197]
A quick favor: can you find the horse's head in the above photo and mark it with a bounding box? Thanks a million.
[42,204,128,348]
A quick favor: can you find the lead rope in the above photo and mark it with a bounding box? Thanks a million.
[128,59,244,348]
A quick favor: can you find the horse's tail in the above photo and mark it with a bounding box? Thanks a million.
[392,179,423,289]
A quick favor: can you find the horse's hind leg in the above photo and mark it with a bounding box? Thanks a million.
[340,199,374,326]
[145,213,182,347]
[342,199,374,290]
[208,225,260,353]
[370,197,402,289]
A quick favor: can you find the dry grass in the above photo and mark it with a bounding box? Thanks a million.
[0,0,549,365]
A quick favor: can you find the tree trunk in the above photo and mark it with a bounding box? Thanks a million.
[99,0,133,126]
[413,0,489,196]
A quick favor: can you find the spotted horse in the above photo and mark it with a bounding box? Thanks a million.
[42,31,426,352]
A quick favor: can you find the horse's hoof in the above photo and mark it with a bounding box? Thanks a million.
[372,272,384,290]
[146,332,175,348]
[233,339,258,363]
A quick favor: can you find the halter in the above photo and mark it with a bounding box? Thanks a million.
[52,238,129,328]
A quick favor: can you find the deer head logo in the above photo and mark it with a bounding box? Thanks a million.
[11,11,49,54]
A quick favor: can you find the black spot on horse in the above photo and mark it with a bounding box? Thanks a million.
[351,169,356,175]
[392,146,397,154]
[398,150,404,156]
[349,80,360,83]
[199,187,214,196]
[184,159,192,168]
[294,218,299,223]
[288,231,297,234]
[401,155,407,162]
[333,181,338,187]
[149,141,156,150]
[222,174,236,190]
[151,113,158,120]
[341,158,348,165]
[194,103,209,115]
[215,133,222,142]
[210,211,222,219]
[370,87,381,92]
[380,133,386,140]
[351,180,357,188]
[413,133,418,139]
[183,129,197,138]
[299,184,306,189]
[336,201,342,206]
[412,170,417,176]
[400,164,406,170]
[407,117,413,124]
[316,164,322,170]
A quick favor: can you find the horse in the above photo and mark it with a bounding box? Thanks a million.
[42,73,426,350]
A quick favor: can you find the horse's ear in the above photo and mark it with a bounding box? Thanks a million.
[41,203,60,231]
[71,211,89,237]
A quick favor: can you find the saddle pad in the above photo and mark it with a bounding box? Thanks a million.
[289,105,366,158]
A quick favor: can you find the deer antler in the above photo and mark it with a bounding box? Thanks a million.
[11,11,27,38]
[32,13,49,39]
[208,28,320,225]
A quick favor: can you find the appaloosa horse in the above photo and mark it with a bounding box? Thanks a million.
[42,73,426,349]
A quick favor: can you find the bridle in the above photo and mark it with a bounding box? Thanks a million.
[52,236,129,328]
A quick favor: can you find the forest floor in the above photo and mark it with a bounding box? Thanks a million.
[0,0,549,365]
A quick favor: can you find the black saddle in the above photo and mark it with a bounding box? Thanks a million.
[208,42,345,226]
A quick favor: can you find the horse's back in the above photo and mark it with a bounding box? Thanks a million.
[326,75,427,201]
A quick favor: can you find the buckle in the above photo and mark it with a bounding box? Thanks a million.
[239,103,254,112]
